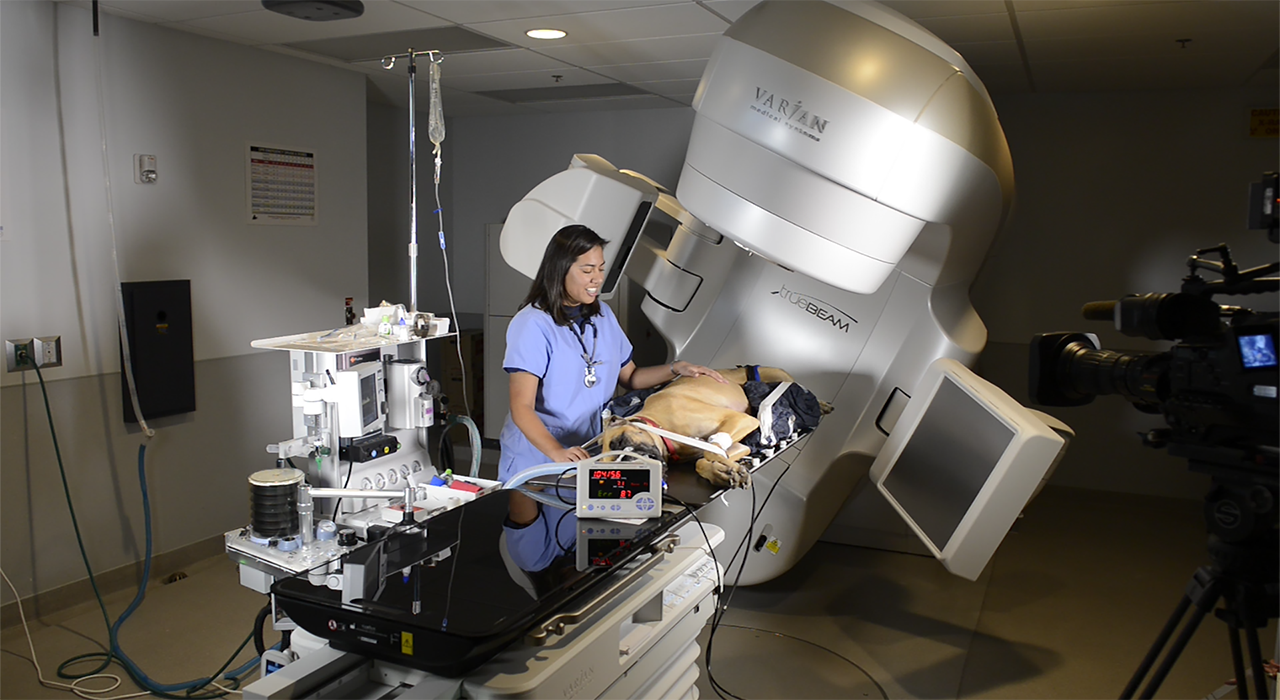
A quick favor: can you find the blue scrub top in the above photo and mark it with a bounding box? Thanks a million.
[499,302,632,483]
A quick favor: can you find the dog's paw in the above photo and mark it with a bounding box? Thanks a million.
[819,400,835,415]
[695,457,752,489]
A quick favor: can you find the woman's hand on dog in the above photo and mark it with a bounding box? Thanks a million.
[551,445,590,463]
[671,361,730,384]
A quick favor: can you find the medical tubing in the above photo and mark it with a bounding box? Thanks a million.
[441,414,481,477]
[503,463,578,491]
[91,18,152,438]
[101,445,259,697]
[438,432,456,475]
[435,178,470,417]
[514,487,575,511]
[554,507,573,554]
[419,54,466,418]
[33,361,259,696]
[557,467,576,506]
[253,605,271,656]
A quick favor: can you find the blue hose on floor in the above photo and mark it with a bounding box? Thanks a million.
[105,444,262,691]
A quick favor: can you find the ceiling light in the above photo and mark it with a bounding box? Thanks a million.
[526,28,567,40]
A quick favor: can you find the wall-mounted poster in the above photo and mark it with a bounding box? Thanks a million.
[247,144,317,225]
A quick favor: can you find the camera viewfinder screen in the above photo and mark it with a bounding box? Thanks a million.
[1237,333,1278,370]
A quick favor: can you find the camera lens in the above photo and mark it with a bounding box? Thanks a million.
[1030,332,1168,407]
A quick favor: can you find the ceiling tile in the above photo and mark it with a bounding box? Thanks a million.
[632,77,702,96]
[442,67,615,92]
[467,3,728,49]
[63,0,181,26]
[527,94,686,112]
[699,0,758,23]
[965,62,1031,94]
[179,3,450,45]
[950,40,1023,66]
[1024,32,1270,64]
[879,1,1007,21]
[701,0,1008,23]
[1010,0,1182,11]
[354,48,576,78]
[1014,2,1275,42]
[1246,67,1279,89]
[100,0,262,22]
[1032,55,1250,92]
[158,19,260,46]
[287,26,510,62]
[536,33,720,67]
[396,0,688,24]
[591,58,708,82]
[436,87,543,116]
[263,44,382,71]
[478,82,648,103]
[367,77,540,116]
[915,13,1015,45]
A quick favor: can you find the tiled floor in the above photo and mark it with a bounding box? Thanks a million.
[3,484,1275,699]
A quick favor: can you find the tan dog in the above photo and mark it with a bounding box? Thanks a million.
[601,367,809,488]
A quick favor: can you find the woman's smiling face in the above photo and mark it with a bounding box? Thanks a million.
[564,245,605,306]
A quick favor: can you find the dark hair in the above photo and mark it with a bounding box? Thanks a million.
[520,224,609,327]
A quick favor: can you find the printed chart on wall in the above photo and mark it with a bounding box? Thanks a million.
[247,144,317,225]
[0,108,9,240]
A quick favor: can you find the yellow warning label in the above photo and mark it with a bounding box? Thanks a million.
[401,631,413,655]
[1249,108,1278,138]
[765,538,781,555]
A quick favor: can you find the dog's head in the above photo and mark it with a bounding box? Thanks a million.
[601,420,666,463]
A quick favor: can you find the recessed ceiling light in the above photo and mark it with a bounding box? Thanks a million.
[526,28,567,40]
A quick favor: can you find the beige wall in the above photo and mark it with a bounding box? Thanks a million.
[1,2,367,603]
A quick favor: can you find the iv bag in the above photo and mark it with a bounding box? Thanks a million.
[428,61,445,147]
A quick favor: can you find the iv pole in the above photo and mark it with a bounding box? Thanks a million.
[381,49,443,314]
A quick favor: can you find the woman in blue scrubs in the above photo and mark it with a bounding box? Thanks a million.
[500,224,724,527]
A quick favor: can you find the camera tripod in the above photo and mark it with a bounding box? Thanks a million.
[1121,485,1278,700]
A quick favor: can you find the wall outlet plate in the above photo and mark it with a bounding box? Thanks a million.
[35,336,62,369]
[6,339,35,372]
[6,336,61,371]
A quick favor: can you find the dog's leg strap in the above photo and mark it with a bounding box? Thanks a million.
[628,422,728,459]
[756,382,793,446]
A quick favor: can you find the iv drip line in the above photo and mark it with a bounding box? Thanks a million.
[383,50,470,417]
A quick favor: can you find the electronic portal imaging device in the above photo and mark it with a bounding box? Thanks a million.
[871,358,1071,580]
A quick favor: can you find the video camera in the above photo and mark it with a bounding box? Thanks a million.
[1029,175,1278,533]
[1028,173,1279,699]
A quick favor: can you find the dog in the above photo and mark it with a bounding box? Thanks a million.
[601,367,821,488]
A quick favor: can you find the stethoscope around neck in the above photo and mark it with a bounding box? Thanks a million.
[568,318,601,388]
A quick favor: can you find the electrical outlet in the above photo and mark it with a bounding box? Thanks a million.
[6,336,61,371]
[6,339,35,372]
[34,336,62,369]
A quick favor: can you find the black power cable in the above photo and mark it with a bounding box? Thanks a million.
[26,356,261,697]
[701,459,798,700]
